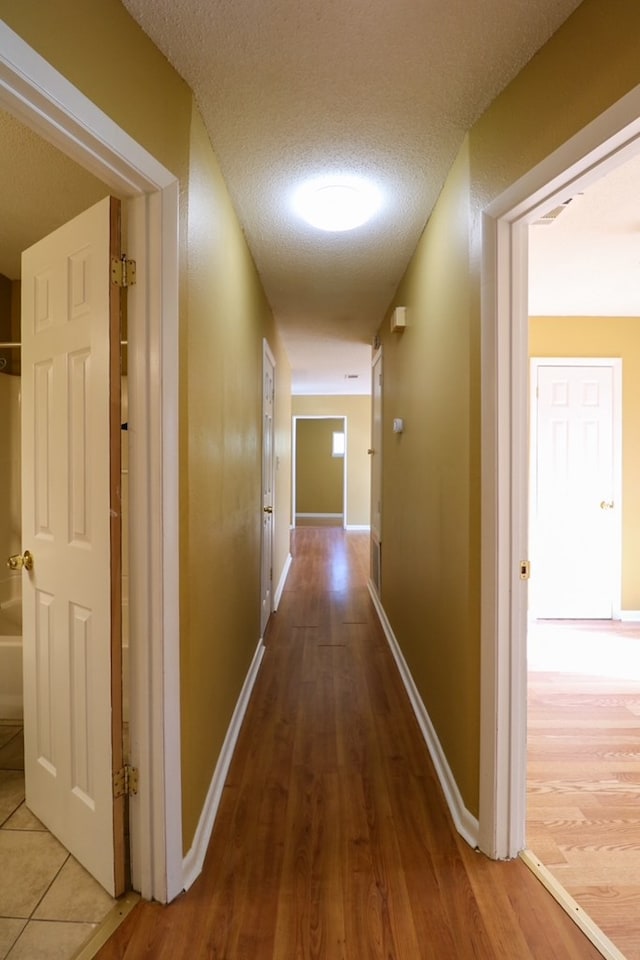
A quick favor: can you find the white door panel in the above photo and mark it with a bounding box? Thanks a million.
[370,349,382,593]
[530,361,619,619]
[21,196,123,895]
[261,341,275,637]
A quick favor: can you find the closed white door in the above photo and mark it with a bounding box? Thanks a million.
[370,349,383,592]
[21,196,124,895]
[529,360,620,619]
[260,340,275,637]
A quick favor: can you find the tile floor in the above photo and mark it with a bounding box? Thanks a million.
[0,721,117,960]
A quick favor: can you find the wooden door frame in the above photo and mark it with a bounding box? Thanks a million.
[479,82,640,861]
[529,356,623,621]
[0,24,183,902]
[292,415,348,528]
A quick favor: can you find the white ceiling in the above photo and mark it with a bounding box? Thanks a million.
[2,1,638,392]
[529,152,640,317]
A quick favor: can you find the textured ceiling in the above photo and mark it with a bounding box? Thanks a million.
[121,0,585,393]
[3,2,637,395]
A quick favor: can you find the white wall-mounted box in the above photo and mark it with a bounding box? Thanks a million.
[390,306,406,332]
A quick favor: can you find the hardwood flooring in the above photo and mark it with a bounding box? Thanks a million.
[96,528,603,959]
[528,623,640,960]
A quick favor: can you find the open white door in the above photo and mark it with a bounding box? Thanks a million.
[260,339,276,637]
[20,196,124,896]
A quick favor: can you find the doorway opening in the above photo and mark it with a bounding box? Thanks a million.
[292,416,347,528]
[524,165,640,956]
[480,82,640,957]
[0,22,182,904]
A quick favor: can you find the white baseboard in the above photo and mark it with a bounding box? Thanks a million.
[345,524,370,531]
[295,512,343,519]
[182,638,265,890]
[620,610,640,622]
[367,581,479,849]
[274,553,292,610]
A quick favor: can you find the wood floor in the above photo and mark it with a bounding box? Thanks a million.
[528,626,640,960]
[96,528,603,959]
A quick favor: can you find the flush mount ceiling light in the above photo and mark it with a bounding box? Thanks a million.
[294,176,382,232]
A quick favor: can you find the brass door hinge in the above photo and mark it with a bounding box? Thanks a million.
[519,560,531,581]
[113,764,139,799]
[111,255,137,288]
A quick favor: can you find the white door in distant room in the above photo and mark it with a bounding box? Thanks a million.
[529,359,621,619]
[21,197,124,895]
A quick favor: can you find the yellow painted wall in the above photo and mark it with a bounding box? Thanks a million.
[292,395,371,527]
[3,0,292,854]
[379,0,640,817]
[182,106,291,845]
[379,142,477,808]
[295,418,344,516]
[529,317,640,611]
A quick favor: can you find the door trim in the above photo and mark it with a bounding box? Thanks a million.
[529,357,623,620]
[479,82,640,860]
[0,23,183,901]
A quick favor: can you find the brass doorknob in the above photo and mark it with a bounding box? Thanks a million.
[600,500,614,511]
[7,550,33,571]
[263,505,273,514]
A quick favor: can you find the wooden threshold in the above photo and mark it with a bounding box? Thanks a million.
[521,850,626,960]
[71,892,140,960]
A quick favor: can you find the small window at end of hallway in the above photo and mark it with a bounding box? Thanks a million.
[332,431,345,458]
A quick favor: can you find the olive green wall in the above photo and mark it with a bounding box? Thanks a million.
[292,395,371,527]
[380,142,477,809]
[182,106,291,847]
[295,418,344,516]
[379,0,640,818]
[3,0,292,854]
[530,316,640,611]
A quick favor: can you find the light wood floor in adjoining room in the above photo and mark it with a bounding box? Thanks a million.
[528,621,640,960]
[96,529,603,960]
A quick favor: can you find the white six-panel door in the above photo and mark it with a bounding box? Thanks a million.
[529,360,620,620]
[21,196,123,895]
[370,349,383,593]
[260,340,276,637]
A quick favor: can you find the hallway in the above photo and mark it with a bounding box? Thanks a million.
[97,528,601,959]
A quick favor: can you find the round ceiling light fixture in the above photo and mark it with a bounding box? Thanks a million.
[294,175,382,232]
